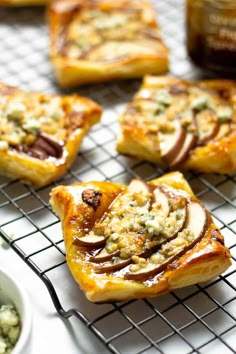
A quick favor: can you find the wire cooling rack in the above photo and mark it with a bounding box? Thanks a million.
[0,1,236,353]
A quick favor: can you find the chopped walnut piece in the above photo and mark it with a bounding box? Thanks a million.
[82,189,102,210]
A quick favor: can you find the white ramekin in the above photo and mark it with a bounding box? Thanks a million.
[0,267,32,354]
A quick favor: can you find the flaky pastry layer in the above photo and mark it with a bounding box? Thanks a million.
[0,82,102,186]
[117,76,236,174]
[48,0,169,87]
[50,172,231,303]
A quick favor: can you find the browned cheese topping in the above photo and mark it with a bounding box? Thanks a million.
[61,5,162,62]
[0,93,85,160]
[123,83,234,167]
[77,180,207,281]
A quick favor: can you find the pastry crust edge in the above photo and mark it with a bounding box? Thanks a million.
[48,0,169,88]
[117,75,236,174]
[50,171,232,303]
[0,82,102,187]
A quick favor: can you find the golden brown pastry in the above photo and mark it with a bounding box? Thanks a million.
[0,0,50,5]
[117,76,236,174]
[50,172,231,303]
[0,82,102,186]
[48,0,169,87]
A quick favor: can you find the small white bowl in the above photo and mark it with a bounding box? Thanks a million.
[0,268,32,354]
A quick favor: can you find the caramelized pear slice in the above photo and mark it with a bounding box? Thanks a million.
[90,248,119,263]
[90,179,151,264]
[95,258,132,274]
[73,234,105,248]
[91,184,167,265]
[196,109,219,145]
[93,200,187,273]
[159,121,186,164]
[124,201,207,281]
[186,201,207,240]
[170,133,197,168]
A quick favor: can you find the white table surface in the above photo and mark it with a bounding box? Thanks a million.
[0,244,110,354]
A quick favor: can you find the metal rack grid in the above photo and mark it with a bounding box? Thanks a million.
[0,1,236,353]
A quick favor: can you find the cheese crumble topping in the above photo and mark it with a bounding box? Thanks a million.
[63,6,162,62]
[127,85,233,142]
[92,185,187,262]
[0,95,67,149]
[0,305,20,354]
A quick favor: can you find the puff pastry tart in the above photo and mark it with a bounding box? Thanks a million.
[0,82,102,186]
[0,0,50,5]
[50,172,231,303]
[117,76,236,174]
[48,0,169,87]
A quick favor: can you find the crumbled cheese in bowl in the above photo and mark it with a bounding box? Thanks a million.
[0,304,20,354]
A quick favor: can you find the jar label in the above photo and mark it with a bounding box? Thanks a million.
[203,1,236,71]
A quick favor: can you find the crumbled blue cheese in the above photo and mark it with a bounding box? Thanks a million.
[159,228,195,258]
[191,95,210,111]
[23,118,40,134]
[97,184,188,262]
[217,106,233,122]
[6,102,26,120]
[0,304,20,354]
[155,89,172,107]
[0,93,67,147]
[143,215,165,236]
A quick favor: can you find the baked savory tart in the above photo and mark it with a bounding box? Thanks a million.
[0,82,102,186]
[50,172,231,303]
[48,0,169,87]
[0,0,50,5]
[117,76,236,174]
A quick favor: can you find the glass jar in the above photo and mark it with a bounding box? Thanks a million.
[186,0,236,74]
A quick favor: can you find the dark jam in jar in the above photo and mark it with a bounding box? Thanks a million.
[186,0,236,74]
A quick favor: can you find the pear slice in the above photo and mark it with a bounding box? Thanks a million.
[90,248,119,263]
[124,201,207,281]
[90,186,167,265]
[94,203,187,274]
[95,258,132,274]
[89,179,151,263]
[93,192,187,274]
[170,133,197,168]
[73,234,105,248]
[159,121,186,164]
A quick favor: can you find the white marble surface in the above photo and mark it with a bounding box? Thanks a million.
[0,244,109,354]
